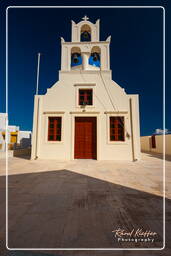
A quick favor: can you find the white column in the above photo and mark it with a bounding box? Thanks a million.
[81,52,90,70]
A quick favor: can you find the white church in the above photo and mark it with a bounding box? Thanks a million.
[31,16,141,161]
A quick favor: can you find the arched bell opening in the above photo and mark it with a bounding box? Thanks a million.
[89,46,101,68]
[71,47,82,69]
[80,24,91,42]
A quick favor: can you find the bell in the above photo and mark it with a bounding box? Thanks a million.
[72,53,79,63]
[83,31,89,38]
[92,52,99,61]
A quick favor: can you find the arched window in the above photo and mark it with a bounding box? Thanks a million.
[80,24,91,42]
[89,46,101,68]
[71,47,82,68]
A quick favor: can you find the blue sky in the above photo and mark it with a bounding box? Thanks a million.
[0,0,170,136]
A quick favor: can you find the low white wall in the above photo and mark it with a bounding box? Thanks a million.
[140,134,171,155]
[0,150,13,159]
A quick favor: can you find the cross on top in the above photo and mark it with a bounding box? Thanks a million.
[82,15,89,21]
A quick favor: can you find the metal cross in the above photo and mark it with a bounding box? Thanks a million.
[82,15,89,21]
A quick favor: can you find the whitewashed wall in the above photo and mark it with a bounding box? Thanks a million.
[31,71,140,161]
[140,134,171,155]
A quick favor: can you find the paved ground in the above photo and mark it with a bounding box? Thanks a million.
[0,152,171,256]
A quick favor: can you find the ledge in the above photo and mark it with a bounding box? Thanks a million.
[74,83,96,87]
[59,70,111,74]
[43,111,65,114]
[104,111,128,114]
[62,41,109,45]
[70,111,100,114]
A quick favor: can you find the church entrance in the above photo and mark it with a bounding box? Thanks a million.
[74,117,97,159]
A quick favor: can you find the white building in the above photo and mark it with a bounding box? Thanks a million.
[0,113,31,151]
[31,16,141,161]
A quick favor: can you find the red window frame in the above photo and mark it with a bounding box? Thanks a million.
[48,117,62,141]
[79,89,93,105]
[110,116,125,141]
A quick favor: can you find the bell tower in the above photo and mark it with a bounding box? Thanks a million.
[60,16,111,72]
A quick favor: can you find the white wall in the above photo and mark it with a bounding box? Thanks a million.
[0,113,6,130]
[0,113,19,145]
[8,126,19,132]
[31,71,140,161]
[140,134,171,155]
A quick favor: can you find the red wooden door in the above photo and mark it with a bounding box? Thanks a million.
[74,117,97,159]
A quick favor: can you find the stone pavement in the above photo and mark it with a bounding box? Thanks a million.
[0,153,171,255]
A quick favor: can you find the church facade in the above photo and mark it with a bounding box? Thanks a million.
[31,16,141,161]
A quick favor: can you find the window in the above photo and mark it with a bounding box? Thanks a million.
[79,89,93,105]
[48,117,62,141]
[110,117,124,141]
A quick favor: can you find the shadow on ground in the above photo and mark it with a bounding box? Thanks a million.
[142,151,171,161]
[0,169,166,249]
